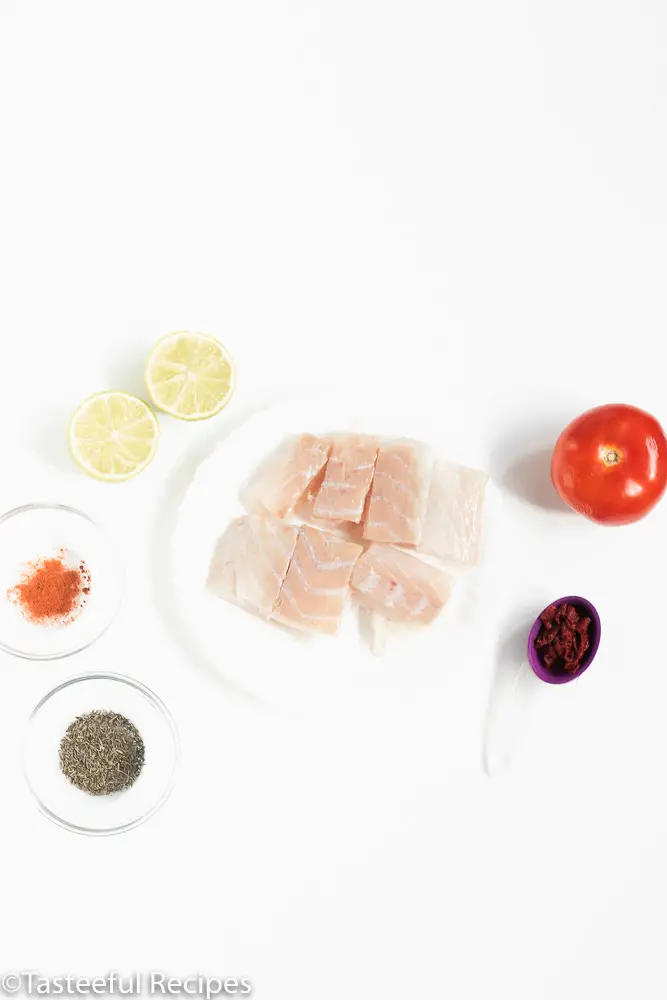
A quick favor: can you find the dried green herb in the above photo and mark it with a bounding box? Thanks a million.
[59,710,145,796]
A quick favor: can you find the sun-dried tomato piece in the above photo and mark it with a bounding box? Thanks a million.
[543,648,557,668]
[540,604,559,626]
[575,616,591,635]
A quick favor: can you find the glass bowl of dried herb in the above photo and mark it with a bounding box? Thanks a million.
[0,504,124,660]
[23,672,179,835]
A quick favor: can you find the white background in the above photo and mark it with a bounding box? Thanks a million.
[1,2,666,998]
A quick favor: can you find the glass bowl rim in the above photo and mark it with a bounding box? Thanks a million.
[23,670,180,836]
[0,502,125,661]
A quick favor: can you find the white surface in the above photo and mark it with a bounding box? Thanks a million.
[1,3,666,998]
[173,398,497,707]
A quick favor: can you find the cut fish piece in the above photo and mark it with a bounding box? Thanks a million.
[272,525,363,635]
[243,434,331,519]
[293,461,337,529]
[208,514,299,618]
[313,434,379,524]
[363,440,433,545]
[350,543,454,625]
[420,461,488,565]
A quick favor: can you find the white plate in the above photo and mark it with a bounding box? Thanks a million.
[172,394,500,709]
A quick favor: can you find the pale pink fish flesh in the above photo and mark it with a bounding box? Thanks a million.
[313,434,379,524]
[244,434,331,519]
[208,514,299,618]
[271,525,363,635]
[363,441,433,546]
[419,461,488,565]
[350,543,454,625]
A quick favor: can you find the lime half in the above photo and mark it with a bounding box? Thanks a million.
[145,331,236,420]
[68,392,160,482]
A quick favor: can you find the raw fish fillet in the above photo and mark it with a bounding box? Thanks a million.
[420,461,488,565]
[293,462,337,529]
[208,514,299,618]
[244,434,331,519]
[271,525,363,635]
[313,434,379,524]
[363,441,433,546]
[350,543,454,625]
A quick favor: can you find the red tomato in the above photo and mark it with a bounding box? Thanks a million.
[551,404,667,525]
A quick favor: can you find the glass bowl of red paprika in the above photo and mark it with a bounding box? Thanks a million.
[0,504,124,660]
[527,595,601,684]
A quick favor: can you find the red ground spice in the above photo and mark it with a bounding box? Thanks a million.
[8,550,90,625]
[535,603,591,675]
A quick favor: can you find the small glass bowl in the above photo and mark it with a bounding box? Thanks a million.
[24,672,180,836]
[0,503,123,660]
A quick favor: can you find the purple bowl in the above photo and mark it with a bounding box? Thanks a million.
[527,595,601,685]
